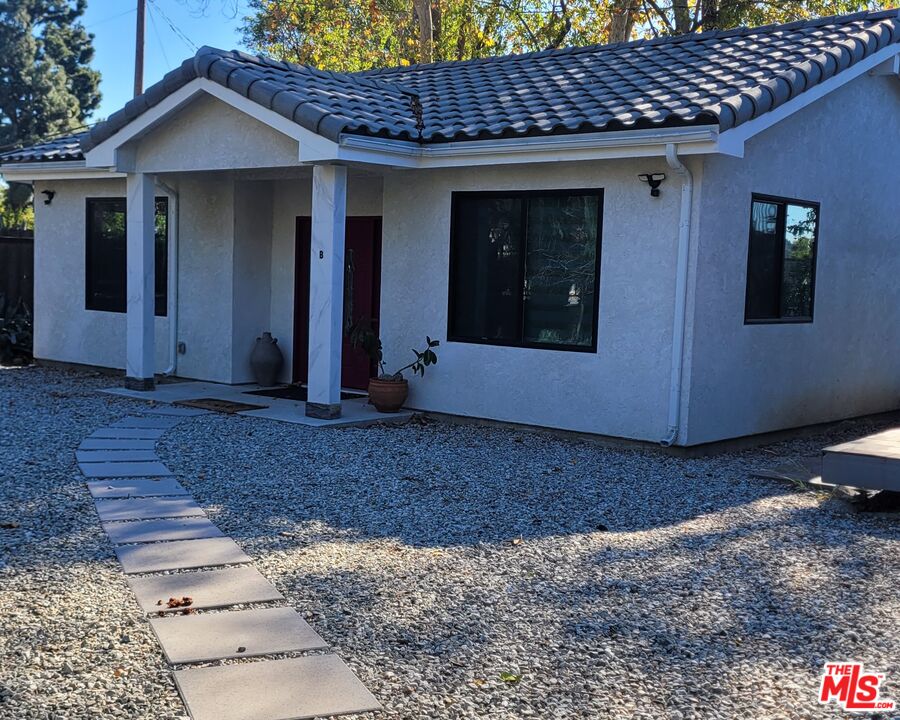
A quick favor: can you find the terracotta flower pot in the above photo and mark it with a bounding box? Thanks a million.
[368,377,408,413]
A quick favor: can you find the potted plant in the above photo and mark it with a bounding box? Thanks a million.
[349,319,439,413]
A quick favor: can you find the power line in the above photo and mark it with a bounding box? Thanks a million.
[148,0,200,52]
[84,7,137,29]
[147,1,173,69]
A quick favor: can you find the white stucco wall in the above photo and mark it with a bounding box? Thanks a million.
[685,74,900,444]
[134,94,300,173]
[379,159,692,440]
[32,177,171,371]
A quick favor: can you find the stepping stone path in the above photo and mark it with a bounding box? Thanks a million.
[79,410,381,720]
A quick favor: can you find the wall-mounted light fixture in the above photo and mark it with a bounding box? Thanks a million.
[41,189,55,205]
[638,173,666,198]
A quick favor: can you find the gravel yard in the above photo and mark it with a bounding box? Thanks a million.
[1,365,898,720]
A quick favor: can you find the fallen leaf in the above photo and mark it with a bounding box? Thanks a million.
[499,672,521,684]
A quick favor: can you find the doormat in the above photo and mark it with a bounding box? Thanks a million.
[244,385,364,402]
[175,398,268,414]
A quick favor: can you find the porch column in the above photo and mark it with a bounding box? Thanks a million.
[124,172,156,390]
[305,164,348,419]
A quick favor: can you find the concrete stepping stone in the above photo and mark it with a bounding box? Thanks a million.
[112,416,181,429]
[146,406,210,416]
[115,537,251,574]
[79,438,157,451]
[79,460,174,478]
[94,496,204,522]
[87,478,188,499]
[173,655,381,720]
[103,517,224,544]
[76,449,160,463]
[150,607,328,663]
[88,428,166,440]
[128,566,283,613]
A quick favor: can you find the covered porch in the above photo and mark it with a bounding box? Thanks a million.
[81,89,389,420]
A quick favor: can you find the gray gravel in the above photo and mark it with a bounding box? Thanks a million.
[2,365,898,720]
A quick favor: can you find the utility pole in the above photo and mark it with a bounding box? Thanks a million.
[134,0,146,97]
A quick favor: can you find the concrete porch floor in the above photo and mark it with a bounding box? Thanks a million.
[101,381,414,428]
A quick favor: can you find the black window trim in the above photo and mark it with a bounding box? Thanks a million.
[744,192,820,326]
[85,195,169,317]
[447,188,604,353]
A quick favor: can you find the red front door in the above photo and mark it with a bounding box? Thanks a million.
[293,216,382,390]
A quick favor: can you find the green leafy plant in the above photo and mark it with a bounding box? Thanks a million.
[348,317,439,382]
[0,296,33,365]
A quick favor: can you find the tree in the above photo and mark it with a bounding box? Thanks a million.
[0,0,100,147]
[191,0,888,72]
[239,0,607,71]
[0,0,99,230]
[0,181,33,230]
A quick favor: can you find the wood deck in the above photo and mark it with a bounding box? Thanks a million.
[822,428,900,491]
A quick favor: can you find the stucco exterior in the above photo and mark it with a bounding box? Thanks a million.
[379,159,695,440]
[23,71,900,445]
[685,73,900,444]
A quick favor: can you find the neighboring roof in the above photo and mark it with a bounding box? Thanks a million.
[0,132,87,163]
[2,9,899,165]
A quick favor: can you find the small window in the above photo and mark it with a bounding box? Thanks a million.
[448,190,602,351]
[745,195,819,323]
[86,197,168,316]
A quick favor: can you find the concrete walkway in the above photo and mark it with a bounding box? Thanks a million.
[102,380,414,429]
[78,408,381,720]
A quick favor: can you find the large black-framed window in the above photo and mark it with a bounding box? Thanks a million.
[448,189,603,352]
[745,194,819,324]
[85,197,168,316]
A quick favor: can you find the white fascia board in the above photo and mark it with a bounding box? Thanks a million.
[0,162,123,181]
[869,53,900,76]
[718,44,900,158]
[83,78,334,169]
[334,126,724,169]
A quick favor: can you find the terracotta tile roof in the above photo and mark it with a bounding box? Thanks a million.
[2,9,897,164]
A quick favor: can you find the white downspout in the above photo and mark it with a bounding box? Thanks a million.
[661,143,693,447]
[156,179,179,376]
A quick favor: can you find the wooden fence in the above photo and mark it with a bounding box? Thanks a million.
[0,232,34,314]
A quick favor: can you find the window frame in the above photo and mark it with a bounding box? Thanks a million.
[743,193,820,325]
[447,188,604,353]
[85,196,169,317]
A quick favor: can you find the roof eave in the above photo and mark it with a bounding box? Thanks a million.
[0,160,123,182]
[330,125,732,169]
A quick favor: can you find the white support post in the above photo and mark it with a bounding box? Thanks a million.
[305,164,347,419]
[125,172,156,390]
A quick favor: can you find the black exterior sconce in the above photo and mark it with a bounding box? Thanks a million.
[41,189,55,205]
[638,173,666,197]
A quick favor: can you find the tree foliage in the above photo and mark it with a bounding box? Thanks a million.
[0,0,99,230]
[235,0,886,71]
[0,0,100,148]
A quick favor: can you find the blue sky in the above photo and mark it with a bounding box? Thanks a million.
[83,0,252,121]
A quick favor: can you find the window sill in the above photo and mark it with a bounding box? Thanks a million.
[447,336,598,353]
[744,317,813,325]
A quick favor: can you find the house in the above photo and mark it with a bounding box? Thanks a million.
[2,10,899,446]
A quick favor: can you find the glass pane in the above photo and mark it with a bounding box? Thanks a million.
[523,195,599,347]
[449,196,522,342]
[154,198,168,316]
[780,203,817,318]
[86,199,127,312]
[745,200,781,320]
